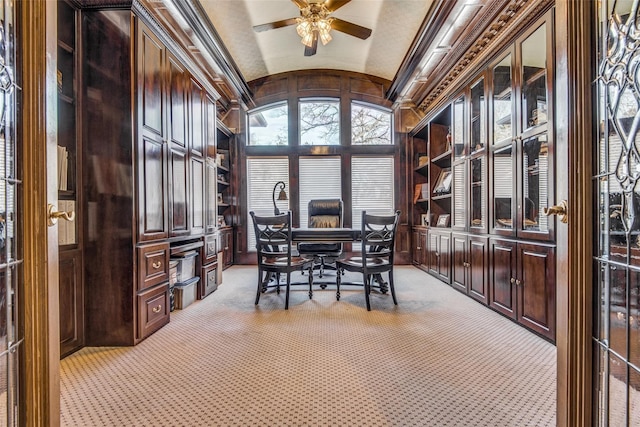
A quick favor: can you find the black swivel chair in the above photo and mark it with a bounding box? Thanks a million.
[336,210,401,311]
[297,199,344,279]
[250,211,314,310]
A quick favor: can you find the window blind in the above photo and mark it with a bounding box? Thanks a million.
[246,157,289,250]
[351,156,394,249]
[299,156,342,227]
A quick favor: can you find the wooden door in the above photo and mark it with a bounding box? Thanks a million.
[167,55,189,237]
[427,231,439,275]
[517,242,555,340]
[489,238,517,319]
[137,22,168,241]
[451,232,467,293]
[468,236,488,304]
[438,232,451,283]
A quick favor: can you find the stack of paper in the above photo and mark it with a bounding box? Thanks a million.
[57,145,68,190]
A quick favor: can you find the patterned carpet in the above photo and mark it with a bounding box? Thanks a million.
[60,266,556,426]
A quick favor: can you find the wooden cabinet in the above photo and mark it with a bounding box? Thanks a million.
[451,233,489,304]
[81,10,219,346]
[412,227,427,270]
[220,227,234,270]
[489,238,556,340]
[198,234,218,299]
[59,249,83,358]
[427,229,450,283]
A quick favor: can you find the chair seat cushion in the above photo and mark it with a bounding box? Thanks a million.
[263,256,312,267]
[337,257,390,268]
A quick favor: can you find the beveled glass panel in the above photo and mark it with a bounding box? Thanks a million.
[470,78,485,153]
[595,344,609,426]
[452,96,464,159]
[521,133,549,232]
[520,24,547,130]
[609,264,627,358]
[599,178,611,259]
[608,353,628,425]
[597,261,610,342]
[493,146,513,229]
[493,54,512,144]
[300,99,340,145]
[470,157,486,228]
[630,267,640,369]
[629,369,640,424]
[452,163,465,227]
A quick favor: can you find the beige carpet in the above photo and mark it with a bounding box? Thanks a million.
[60,266,556,426]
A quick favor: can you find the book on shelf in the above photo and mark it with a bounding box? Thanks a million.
[57,145,68,191]
[413,184,422,204]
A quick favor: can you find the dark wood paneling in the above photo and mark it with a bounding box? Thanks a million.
[298,73,341,92]
[190,78,205,157]
[139,25,165,138]
[438,232,451,282]
[168,56,188,148]
[349,77,385,98]
[136,242,169,291]
[169,148,189,236]
[59,250,83,357]
[190,156,205,235]
[251,76,289,99]
[139,135,168,241]
[136,283,170,340]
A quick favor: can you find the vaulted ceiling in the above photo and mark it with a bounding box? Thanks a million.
[140,0,540,112]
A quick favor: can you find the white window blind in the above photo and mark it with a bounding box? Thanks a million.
[246,157,289,250]
[351,156,395,249]
[299,156,342,227]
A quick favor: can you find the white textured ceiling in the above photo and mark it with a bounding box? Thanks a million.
[200,0,433,83]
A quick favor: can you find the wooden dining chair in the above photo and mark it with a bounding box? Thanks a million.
[336,210,401,311]
[250,211,314,309]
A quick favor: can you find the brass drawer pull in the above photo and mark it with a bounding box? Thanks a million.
[152,261,162,269]
[152,305,162,313]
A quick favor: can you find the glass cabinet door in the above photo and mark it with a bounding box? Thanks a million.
[492,54,513,144]
[493,145,514,230]
[452,163,466,228]
[452,96,465,159]
[470,156,486,229]
[470,78,486,154]
[520,23,548,132]
[521,133,549,233]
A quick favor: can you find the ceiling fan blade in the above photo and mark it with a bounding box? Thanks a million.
[331,18,372,40]
[304,33,318,56]
[325,0,351,12]
[291,0,308,9]
[253,18,298,33]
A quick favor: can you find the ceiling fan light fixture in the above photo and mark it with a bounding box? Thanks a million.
[296,5,333,48]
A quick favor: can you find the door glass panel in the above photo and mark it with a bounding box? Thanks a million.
[597,3,640,423]
[452,163,465,227]
[470,78,485,153]
[493,146,513,229]
[521,133,549,232]
[452,96,464,159]
[493,54,512,144]
[470,157,486,228]
[520,24,547,131]
[0,1,19,424]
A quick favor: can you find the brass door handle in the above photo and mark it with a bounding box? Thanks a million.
[543,200,568,223]
[47,203,76,227]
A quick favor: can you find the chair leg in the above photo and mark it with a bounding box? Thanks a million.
[255,270,262,305]
[389,270,397,305]
[336,267,341,301]
[285,272,291,310]
[308,267,313,299]
[276,273,281,294]
[364,273,371,311]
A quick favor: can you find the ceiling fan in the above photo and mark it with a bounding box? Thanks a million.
[253,0,372,57]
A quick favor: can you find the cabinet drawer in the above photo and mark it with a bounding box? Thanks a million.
[198,261,219,299]
[137,284,170,340]
[137,242,170,291]
[203,234,218,264]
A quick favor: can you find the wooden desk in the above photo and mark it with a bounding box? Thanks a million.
[292,227,360,243]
